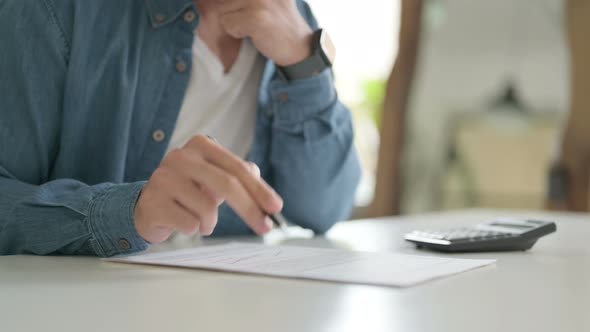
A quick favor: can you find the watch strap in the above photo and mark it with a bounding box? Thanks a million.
[277,29,331,81]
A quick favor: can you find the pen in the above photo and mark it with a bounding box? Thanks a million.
[269,212,289,231]
[207,135,289,232]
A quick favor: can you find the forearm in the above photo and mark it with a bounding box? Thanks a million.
[268,70,361,233]
[0,171,148,256]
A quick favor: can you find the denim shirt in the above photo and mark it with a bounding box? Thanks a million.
[0,0,361,257]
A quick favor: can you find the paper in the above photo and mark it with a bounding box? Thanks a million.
[105,242,495,287]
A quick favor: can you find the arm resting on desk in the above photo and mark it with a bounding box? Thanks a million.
[0,2,148,257]
[0,173,149,256]
[267,2,361,233]
[268,70,361,234]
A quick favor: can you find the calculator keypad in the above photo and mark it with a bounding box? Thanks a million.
[405,219,556,252]
[414,228,514,242]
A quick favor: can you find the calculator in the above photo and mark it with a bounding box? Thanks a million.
[404,218,557,252]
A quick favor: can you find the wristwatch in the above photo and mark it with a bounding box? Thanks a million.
[277,28,335,81]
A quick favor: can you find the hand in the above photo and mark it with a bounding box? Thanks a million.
[134,135,283,243]
[217,0,314,66]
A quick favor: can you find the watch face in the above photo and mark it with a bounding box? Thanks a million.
[320,30,336,65]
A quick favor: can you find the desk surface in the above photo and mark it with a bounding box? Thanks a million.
[1,209,589,332]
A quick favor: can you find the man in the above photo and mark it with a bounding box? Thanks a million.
[0,0,360,257]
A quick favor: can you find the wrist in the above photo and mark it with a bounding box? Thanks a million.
[89,182,150,257]
[274,26,313,67]
[276,29,335,82]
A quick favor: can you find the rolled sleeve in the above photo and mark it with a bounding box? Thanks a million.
[87,182,149,257]
[269,69,337,125]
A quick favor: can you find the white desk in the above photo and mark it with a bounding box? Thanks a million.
[1,209,589,332]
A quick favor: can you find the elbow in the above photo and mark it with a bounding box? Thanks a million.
[290,151,361,235]
[296,188,357,235]
[275,117,362,234]
[305,208,342,234]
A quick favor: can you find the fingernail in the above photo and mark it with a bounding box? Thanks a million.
[206,135,218,143]
[248,162,261,177]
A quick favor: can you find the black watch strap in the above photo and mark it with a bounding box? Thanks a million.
[277,29,331,82]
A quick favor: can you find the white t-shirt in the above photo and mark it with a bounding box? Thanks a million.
[166,37,265,158]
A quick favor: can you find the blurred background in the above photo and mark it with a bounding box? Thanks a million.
[306,0,590,217]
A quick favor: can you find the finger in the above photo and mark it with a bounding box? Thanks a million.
[149,167,203,236]
[165,147,273,235]
[162,199,202,237]
[216,0,246,15]
[190,158,273,235]
[186,186,219,236]
[248,162,261,178]
[203,137,254,203]
[199,206,219,236]
[160,168,220,236]
[185,136,283,213]
[219,9,260,39]
[200,184,224,206]
[135,182,175,243]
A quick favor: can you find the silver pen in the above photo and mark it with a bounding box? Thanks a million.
[269,212,289,231]
[207,135,289,232]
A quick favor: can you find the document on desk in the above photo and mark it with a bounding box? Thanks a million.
[106,242,495,287]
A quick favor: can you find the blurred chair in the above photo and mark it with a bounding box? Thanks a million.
[547,0,590,212]
[442,96,562,210]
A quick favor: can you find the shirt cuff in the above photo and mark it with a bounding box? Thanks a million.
[87,182,149,257]
[269,69,337,125]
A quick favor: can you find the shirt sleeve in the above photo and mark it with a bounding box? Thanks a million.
[1,175,150,257]
[261,1,361,234]
[268,69,362,234]
[0,1,149,257]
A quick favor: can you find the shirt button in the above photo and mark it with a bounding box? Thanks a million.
[155,14,166,23]
[176,61,187,73]
[278,92,289,102]
[184,11,196,23]
[118,238,131,250]
[152,129,166,142]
